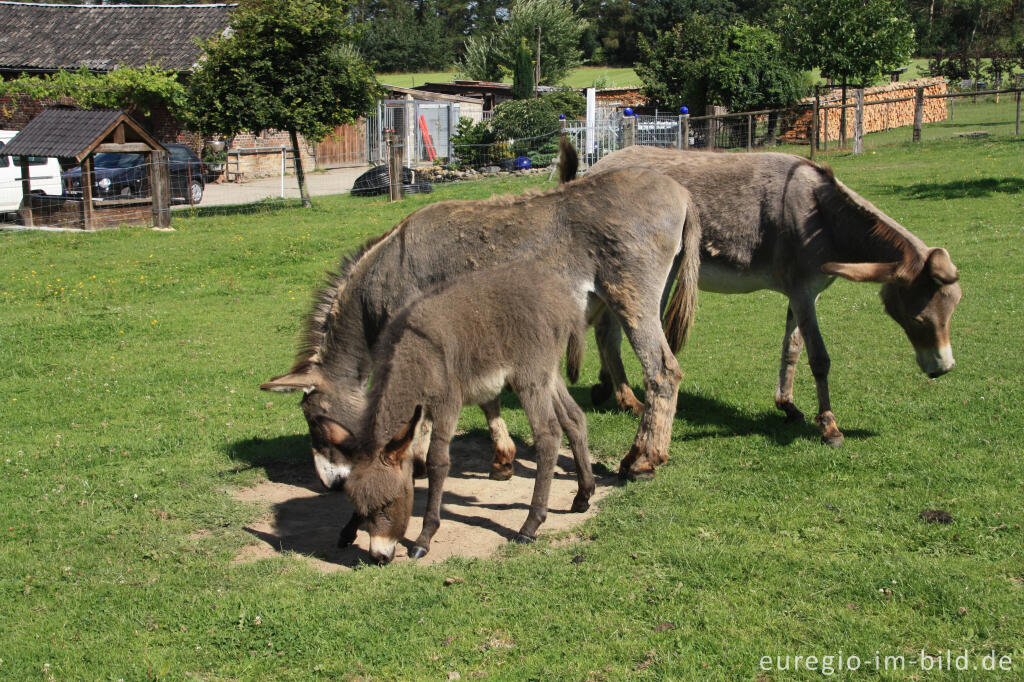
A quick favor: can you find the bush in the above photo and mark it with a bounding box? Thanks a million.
[542,88,585,120]
[450,117,500,169]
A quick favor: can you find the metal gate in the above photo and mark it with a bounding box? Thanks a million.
[366,100,458,165]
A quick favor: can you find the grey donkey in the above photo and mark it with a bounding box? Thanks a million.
[331,262,595,564]
[262,141,701,482]
[582,146,961,447]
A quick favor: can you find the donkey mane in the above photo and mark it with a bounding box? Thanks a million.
[811,162,924,278]
[290,227,400,374]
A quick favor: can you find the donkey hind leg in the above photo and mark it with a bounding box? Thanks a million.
[774,306,806,424]
[592,310,644,415]
[791,296,844,447]
[481,398,517,481]
[616,313,683,481]
[515,384,563,543]
[409,412,457,559]
[552,381,595,513]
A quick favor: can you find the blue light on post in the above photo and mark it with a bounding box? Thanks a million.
[680,106,689,115]
[623,107,634,117]
[559,114,566,120]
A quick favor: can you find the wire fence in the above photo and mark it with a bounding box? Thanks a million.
[3,85,1020,231]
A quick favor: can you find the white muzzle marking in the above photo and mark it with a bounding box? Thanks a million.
[916,344,955,377]
[313,451,351,490]
[368,535,397,563]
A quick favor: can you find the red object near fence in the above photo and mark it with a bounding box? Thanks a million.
[418,115,437,162]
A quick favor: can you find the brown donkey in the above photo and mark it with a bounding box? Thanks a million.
[262,149,702,482]
[332,263,595,564]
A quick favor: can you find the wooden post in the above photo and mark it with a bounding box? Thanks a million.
[1016,89,1021,137]
[681,115,690,149]
[823,101,830,152]
[811,88,820,160]
[853,88,864,155]
[707,105,716,151]
[82,156,94,230]
[839,82,848,147]
[150,149,170,229]
[387,130,403,202]
[18,156,33,227]
[534,26,542,93]
[913,86,925,143]
[746,113,753,152]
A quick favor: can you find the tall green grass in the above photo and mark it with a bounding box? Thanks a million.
[1,138,1021,679]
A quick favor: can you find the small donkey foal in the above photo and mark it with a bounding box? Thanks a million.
[336,262,595,564]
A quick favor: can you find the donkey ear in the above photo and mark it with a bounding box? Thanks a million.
[926,247,958,285]
[382,405,423,466]
[260,369,322,394]
[821,261,902,283]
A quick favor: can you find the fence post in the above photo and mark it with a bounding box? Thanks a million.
[707,105,716,151]
[746,113,753,152]
[811,89,819,160]
[913,86,925,143]
[621,111,636,148]
[853,89,864,155]
[387,130,404,202]
[280,147,286,198]
[1016,89,1021,137]
[150,149,170,229]
[823,101,830,152]
[681,114,690,149]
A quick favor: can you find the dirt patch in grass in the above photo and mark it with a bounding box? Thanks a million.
[233,434,614,572]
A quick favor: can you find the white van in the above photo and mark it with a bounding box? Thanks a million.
[1,130,63,216]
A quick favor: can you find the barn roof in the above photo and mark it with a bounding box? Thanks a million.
[0,2,234,74]
[1,108,163,161]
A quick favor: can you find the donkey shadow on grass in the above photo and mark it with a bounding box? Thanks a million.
[228,431,613,568]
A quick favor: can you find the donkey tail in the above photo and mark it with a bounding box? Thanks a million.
[663,196,702,354]
[566,326,584,384]
[558,136,579,184]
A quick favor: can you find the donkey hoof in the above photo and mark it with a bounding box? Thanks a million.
[822,434,844,448]
[590,382,613,406]
[409,545,429,559]
[514,533,535,545]
[488,467,513,481]
[619,465,656,482]
[784,410,806,424]
[570,495,591,513]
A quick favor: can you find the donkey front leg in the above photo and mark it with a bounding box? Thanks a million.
[791,298,844,447]
[481,398,517,481]
[592,310,644,415]
[409,410,457,559]
[617,316,683,481]
[516,386,562,542]
[774,305,807,424]
[552,381,595,513]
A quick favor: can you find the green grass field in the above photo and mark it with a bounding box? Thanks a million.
[1,135,1022,679]
[378,65,640,89]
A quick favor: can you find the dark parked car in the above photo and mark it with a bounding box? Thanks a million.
[63,143,205,204]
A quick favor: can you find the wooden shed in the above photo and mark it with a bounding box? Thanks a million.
[0,109,170,230]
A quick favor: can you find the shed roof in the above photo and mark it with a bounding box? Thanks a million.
[1,108,163,161]
[0,2,233,74]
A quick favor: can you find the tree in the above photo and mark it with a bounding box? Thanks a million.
[494,0,586,84]
[183,0,379,207]
[352,1,454,73]
[780,0,914,142]
[457,33,506,81]
[512,38,536,98]
[637,17,806,141]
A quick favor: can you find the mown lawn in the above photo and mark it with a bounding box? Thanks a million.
[377,65,640,89]
[1,136,1022,680]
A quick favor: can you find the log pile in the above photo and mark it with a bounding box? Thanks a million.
[781,78,948,143]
